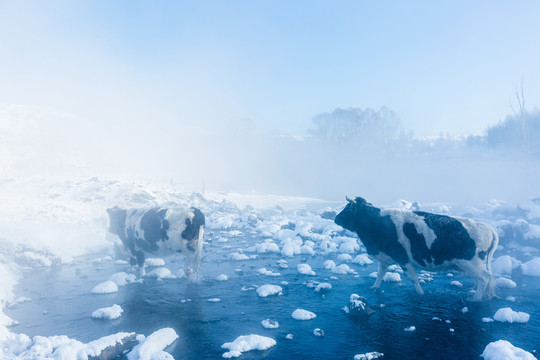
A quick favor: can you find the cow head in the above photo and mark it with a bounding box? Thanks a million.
[334,196,372,233]
[106,206,127,239]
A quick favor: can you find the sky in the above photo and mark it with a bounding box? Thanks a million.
[1,0,540,137]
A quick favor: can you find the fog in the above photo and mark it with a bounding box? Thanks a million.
[1,1,540,206]
[1,103,539,206]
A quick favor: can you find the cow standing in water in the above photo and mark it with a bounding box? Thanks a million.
[107,206,205,279]
[335,197,498,301]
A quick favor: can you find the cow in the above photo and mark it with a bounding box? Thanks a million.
[334,197,498,301]
[107,206,205,279]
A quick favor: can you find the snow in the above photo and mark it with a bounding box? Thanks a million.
[352,254,373,266]
[313,328,324,337]
[144,258,165,267]
[257,268,281,276]
[493,308,530,323]
[216,274,229,281]
[145,268,176,279]
[481,340,536,360]
[323,260,336,270]
[337,253,353,262]
[91,280,118,294]
[208,298,221,302]
[492,255,521,275]
[332,264,354,275]
[256,285,283,297]
[297,263,316,276]
[109,272,137,286]
[221,334,276,358]
[291,309,316,320]
[314,282,332,293]
[229,253,250,261]
[91,304,123,320]
[495,277,517,289]
[450,280,463,288]
[354,352,384,360]
[261,319,279,329]
[521,257,540,276]
[404,326,416,332]
[383,272,401,282]
[127,328,178,360]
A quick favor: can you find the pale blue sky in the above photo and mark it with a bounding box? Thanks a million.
[1,0,539,136]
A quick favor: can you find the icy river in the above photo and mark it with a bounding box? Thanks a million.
[6,228,540,359]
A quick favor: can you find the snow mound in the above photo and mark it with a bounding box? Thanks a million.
[291,309,316,320]
[297,264,316,276]
[127,328,178,360]
[495,277,517,289]
[383,272,401,282]
[229,253,250,261]
[481,340,536,360]
[221,334,276,358]
[323,260,336,270]
[492,255,521,276]
[314,282,332,293]
[521,257,540,276]
[109,272,137,286]
[261,319,279,329]
[216,274,229,281]
[493,308,530,323]
[145,268,175,279]
[354,352,384,360]
[332,264,354,275]
[404,326,416,332]
[91,304,123,320]
[352,254,373,266]
[144,258,165,267]
[256,285,282,298]
[450,280,463,288]
[91,281,118,294]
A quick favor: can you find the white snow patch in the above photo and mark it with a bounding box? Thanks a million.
[332,264,355,275]
[146,268,175,279]
[144,258,165,267]
[127,328,178,360]
[109,272,137,286]
[216,274,229,281]
[481,340,536,360]
[337,253,353,263]
[91,304,123,320]
[229,253,250,261]
[450,280,463,288]
[297,264,316,276]
[291,309,316,320]
[383,272,401,282]
[521,257,540,276]
[314,282,332,293]
[256,285,283,298]
[221,334,276,358]
[404,326,416,332]
[91,281,118,294]
[257,268,281,277]
[208,298,221,302]
[323,260,336,270]
[352,254,373,266]
[495,277,517,289]
[354,351,384,360]
[261,319,279,329]
[493,308,530,323]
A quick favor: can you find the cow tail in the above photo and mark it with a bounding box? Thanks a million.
[486,229,499,275]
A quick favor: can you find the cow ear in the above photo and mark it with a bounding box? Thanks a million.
[355,197,367,205]
[346,196,356,204]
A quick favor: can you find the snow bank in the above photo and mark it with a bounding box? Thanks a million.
[481,340,536,360]
[493,308,530,323]
[297,264,316,276]
[221,334,276,358]
[127,328,178,360]
[291,309,316,320]
[91,281,118,294]
[256,285,282,298]
[91,304,123,320]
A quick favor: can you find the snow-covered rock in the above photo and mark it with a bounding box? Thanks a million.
[291,309,316,320]
[256,285,282,298]
[297,264,316,276]
[481,340,536,360]
[127,328,178,360]
[261,319,279,329]
[91,281,118,294]
[521,257,540,276]
[109,272,137,286]
[493,308,530,323]
[221,334,276,358]
[343,294,373,317]
[352,254,373,266]
[91,304,123,320]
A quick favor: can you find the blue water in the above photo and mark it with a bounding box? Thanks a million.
[7,231,540,359]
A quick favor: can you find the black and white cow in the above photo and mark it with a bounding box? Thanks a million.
[335,197,498,301]
[107,206,205,279]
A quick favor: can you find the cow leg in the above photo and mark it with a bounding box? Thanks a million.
[404,263,424,295]
[457,258,493,301]
[371,262,389,290]
[135,251,146,277]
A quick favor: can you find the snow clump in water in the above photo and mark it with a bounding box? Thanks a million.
[256,285,282,297]
[91,281,118,294]
[261,319,279,329]
[481,340,536,360]
[221,334,276,358]
[127,328,178,360]
[493,308,530,323]
[354,352,384,360]
[291,309,316,320]
[297,263,316,276]
[91,304,123,320]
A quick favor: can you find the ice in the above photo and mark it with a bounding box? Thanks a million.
[291,309,316,320]
[281,241,301,257]
[261,319,279,329]
[297,264,316,276]
[256,285,283,297]
[91,280,118,294]
[482,317,494,323]
[208,298,221,302]
[383,272,401,282]
[127,328,178,360]
[145,268,175,279]
[109,272,137,286]
[450,280,463,288]
[352,254,373,266]
[246,241,280,254]
[481,340,536,360]
[301,244,315,256]
[91,304,123,320]
[216,274,229,281]
[493,308,530,323]
[221,334,276,358]
[323,260,336,270]
[229,253,250,261]
[332,264,355,275]
[492,255,521,275]
[337,253,353,262]
[314,282,332,293]
[144,258,165,267]
[354,351,384,360]
[404,326,416,332]
[521,257,540,276]
[495,277,517,289]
